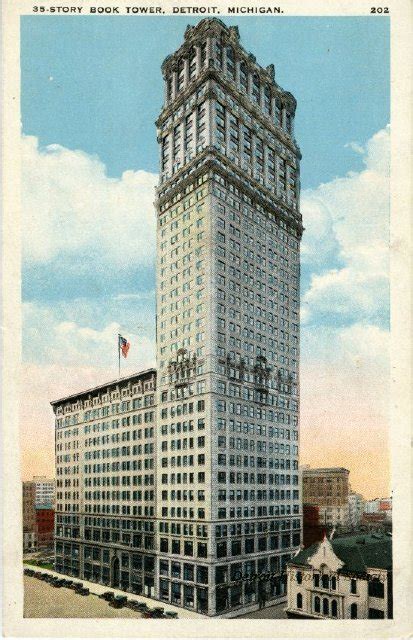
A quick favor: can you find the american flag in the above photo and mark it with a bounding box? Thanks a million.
[118,334,130,359]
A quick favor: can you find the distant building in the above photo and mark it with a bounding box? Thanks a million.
[36,505,55,549]
[286,533,393,619]
[302,468,350,528]
[302,504,326,548]
[348,491,364,529]
[23,481,37,552]
[32,475,56,507]
[360,512,392,535]
[364,498,392,520]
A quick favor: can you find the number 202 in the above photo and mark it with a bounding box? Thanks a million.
[371,7,389,12]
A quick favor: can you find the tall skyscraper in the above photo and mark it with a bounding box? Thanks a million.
[155,19,302,615]
[51,18,303,618]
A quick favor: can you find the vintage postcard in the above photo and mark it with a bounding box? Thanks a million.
[2,0,412,637]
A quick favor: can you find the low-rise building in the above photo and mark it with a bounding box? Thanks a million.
[286,533,392,619]
[23,481,37,552]
[36,505,55,549]
[364,497,392,521]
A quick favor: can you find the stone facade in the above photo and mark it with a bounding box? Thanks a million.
[286,534,392,619]
[52,369,157,597]
[155,18,302,616]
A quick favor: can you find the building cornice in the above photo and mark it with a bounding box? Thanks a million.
[50,368,157,409]
[155,147,303,237]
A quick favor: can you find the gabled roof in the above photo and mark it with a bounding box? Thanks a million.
[292,534,392,572]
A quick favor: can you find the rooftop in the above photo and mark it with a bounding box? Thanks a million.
[292,533,392,573]
[302,467,350,475]
[50,368,156,406]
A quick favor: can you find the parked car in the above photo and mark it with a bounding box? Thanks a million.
[164,611,178,619]
[110,595,127,609]
[77,588,89,596]
[129,601,147,612]
[99,591,114,601]
[53,579,66,588]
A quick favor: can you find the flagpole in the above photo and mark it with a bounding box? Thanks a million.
[118,334,121,378]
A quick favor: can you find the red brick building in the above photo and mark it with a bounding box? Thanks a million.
[303,504,328,548]
[36,506,54,549]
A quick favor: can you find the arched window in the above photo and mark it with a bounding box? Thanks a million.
[264,84,271,114]
[350,603,358,619]
[226,46,235,79]
[331,576,337,591]
[214,39,223,68]
[240,62,248,91]
[274,97,282,127]
[252,73,260,103]
[200,42,207,67]
[322,574,329,589]
[331,599,338,617]
[286,112,292,133]
[189,47,197,79]
[177,58,185,91]
[296,593,303,609]
[314,596,320,613]
[167,77,173,101]
[323,598,329,615]
[296,571,302,584]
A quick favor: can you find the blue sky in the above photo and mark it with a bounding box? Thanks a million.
[21,16,389,189]
[21,16,391,494]
[20,16,390,316]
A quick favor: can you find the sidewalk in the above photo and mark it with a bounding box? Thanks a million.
[24,564,206,619]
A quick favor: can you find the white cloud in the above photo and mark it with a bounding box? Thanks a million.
[23,300,156,371]
[345,141,364,155]
[22,135,158,266]
[301,125,390,324]
[113,291,155,301]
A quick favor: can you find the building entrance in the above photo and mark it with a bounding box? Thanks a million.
[111,556,120,588]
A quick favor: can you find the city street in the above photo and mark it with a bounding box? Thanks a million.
[237,600,288,619]
[23,569,205,619]
[24,576,143,618]
[24,567,287,619]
